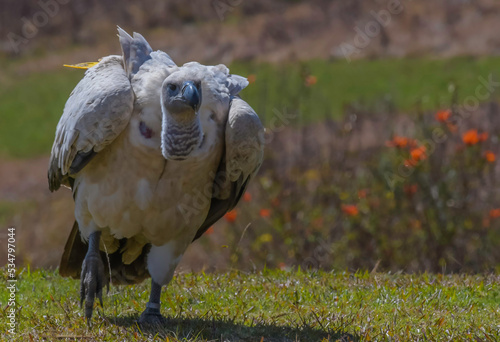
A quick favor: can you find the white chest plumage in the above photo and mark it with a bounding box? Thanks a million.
[73,110,223,249]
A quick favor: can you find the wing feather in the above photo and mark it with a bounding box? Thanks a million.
[48,55,134,191]
[193,97,264,241]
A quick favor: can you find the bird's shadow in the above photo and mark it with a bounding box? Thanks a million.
[106,314,359,341]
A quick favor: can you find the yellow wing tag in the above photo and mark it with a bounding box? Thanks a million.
[63,61,99,69]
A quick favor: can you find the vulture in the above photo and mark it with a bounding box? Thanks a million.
[48,27,264,325]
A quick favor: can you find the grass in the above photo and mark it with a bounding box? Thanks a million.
[2,57,500,158]
[2,268,499,341]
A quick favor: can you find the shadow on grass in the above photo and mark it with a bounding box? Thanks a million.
[107,314,359,341]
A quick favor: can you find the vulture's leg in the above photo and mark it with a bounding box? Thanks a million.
[138,280,166,325]
[80,231,105,325]
[138,241,185,325]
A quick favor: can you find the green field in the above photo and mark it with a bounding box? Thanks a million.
[2,268,499,341]
[2,57,500,158]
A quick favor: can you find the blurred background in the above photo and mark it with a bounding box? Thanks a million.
[1,0,500,273]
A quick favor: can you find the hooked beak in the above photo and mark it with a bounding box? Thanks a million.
[181,81,201,112]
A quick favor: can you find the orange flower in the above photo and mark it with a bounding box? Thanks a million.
[224,209,237,223]
[410,146,427,162]
[404,184,418,195]
[243,192,252,202]
[479,132,489,142]
[485,151,496,163]
[490,208,500,219]
[408,139,418,148]
[205,226,214,235]
[341,204,359,217]
[435,109,451,122]
[386,136,409,148]
[462,129,479,145]
[305,75,317,87]
[358,189,368,199]
[247,74,256,84]
[259,208,271,218]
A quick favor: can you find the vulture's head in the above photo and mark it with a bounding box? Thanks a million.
[160,62,248,160]
[162,77,202,120]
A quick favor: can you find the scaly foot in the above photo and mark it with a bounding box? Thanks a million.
[138,306,167,326]
[80,232,106,325]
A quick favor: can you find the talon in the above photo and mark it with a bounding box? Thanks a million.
[137,281,165,326]
[79,231,107,324]
[138,307,167,327]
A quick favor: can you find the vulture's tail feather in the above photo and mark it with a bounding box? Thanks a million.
[59,221,85,278]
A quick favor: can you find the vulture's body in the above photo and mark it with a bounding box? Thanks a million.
[48,28,264,324]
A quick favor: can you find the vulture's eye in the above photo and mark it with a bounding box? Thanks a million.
[167,83,178,92]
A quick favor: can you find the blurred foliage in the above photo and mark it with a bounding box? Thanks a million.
[204,83,500,273]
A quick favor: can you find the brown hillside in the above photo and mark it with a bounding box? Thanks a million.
[2,0,500,67]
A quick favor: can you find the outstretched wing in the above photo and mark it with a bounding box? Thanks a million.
[48,55,134,191]
[193,97,264,241]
